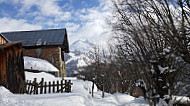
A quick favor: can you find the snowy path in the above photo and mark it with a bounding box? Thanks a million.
[0,72,148,106]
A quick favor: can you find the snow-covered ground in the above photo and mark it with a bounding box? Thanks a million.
[0,55,148,106]
[0,72,148,106]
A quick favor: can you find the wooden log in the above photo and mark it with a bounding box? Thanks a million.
[53,81,55,93]
[57,80,59,93]
[49,81,51,93]
[44,82,47,94]
[61,80,63,93]
[40,78,44,94]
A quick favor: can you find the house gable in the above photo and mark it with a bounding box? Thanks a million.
[0,35,8,44]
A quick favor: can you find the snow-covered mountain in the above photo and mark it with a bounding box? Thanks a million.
[65,39,94,76]
[70,39,94,52]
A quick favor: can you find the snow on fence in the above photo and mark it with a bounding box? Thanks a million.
[25,78,73,94]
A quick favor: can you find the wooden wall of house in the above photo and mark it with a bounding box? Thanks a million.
[0,35,8,44]
[23,47,67,77]
[0,42,26,93]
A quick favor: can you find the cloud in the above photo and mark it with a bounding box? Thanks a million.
[0,0,113,45]
[68,0,112,44]
[14,0,71,21]
[0,17,42,32]
[37,0,71,19]
[69,18,111,45]
[65,23,80,32]
[98,0,113,11]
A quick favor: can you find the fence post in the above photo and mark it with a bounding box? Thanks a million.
[92,80,95,97]
[49,81,51,93]
[68,80,71,92]
[34,78,38,94]
[65,80,68,92]
[40,78,44,94]
[53,81,55,93]
[57,80,59,93]
[102,76,104,98]
[33,78,38,94]
[26,80,31,94]
[30,81,34,94]
[61,80,63,93]
[44,82,47,94]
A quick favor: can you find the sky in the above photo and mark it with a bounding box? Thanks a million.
[0,0,112,44]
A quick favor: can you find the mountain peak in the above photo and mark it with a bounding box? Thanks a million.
[70,39,94,51]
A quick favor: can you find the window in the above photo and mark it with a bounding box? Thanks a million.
[35,48,42,58]
[51,56,55,65]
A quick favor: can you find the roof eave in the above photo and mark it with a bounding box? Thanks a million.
[63,29,69,53]
[23,44,62,49]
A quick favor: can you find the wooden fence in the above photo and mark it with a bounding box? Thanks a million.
[25,78,72,94]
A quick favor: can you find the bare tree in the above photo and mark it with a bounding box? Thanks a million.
[109,0,190,105]
[77,43,133,94]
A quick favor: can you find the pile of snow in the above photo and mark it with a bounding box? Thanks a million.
[0,71,148,106]
[0,87,20,106]
[0,86,42,106]
[24,56,59,72]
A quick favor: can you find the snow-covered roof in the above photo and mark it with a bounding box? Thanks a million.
[24,56,59,72]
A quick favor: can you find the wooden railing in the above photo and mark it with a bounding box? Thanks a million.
[25,78,72,94]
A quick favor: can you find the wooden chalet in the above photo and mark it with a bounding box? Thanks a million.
[0,42,26,93]
[0,28,69,77]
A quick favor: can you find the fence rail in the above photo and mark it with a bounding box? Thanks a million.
[25,78,72,94]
